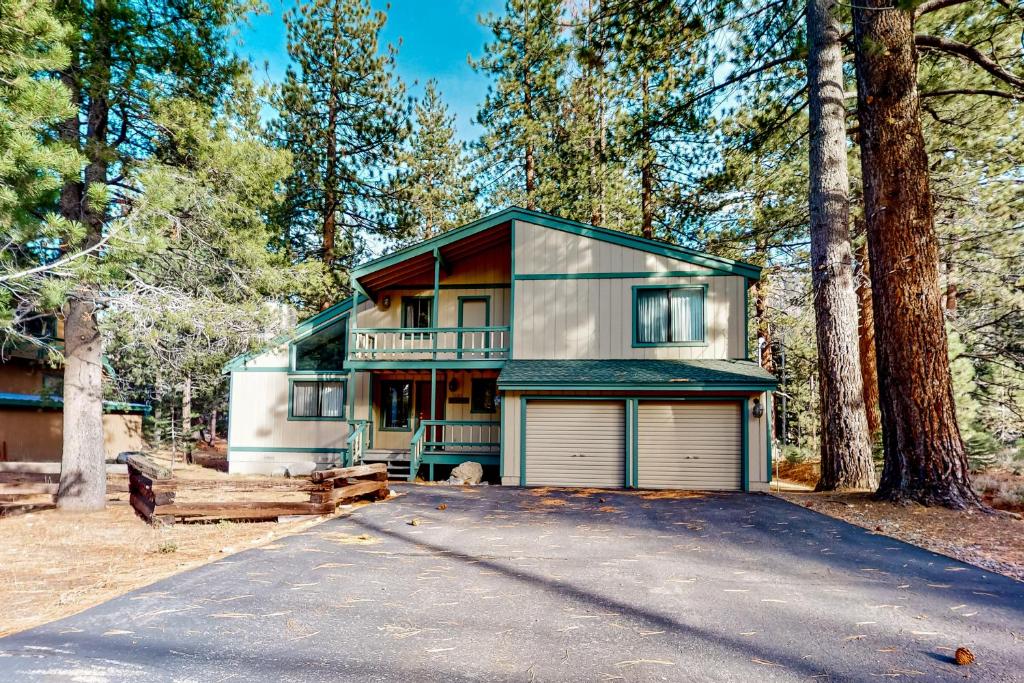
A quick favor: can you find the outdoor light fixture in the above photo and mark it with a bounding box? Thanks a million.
[448,378,459,393]
[751,398,764,418]
[381,295,391,309]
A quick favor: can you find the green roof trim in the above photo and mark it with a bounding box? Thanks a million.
[221,298,354,374]
[497,359,777,390]
[352,207,762,282]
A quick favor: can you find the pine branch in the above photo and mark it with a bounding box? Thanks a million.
[914,0,973,18]
[915,34,1024,91]
[920,87,1024,100]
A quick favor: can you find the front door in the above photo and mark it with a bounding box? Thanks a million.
[415,379,446,442]
[458,297,490,359]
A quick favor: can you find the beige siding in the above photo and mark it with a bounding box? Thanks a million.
[0,410,142,462]
[637,402,741,490]
[513,276,744,360]
[227,370,347,475]
[512,221,747,360]
[747,391,771,491]
[515,220,716,275]
[524,400,625,487]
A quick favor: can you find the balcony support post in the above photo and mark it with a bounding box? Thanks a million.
[430,367,437,447]
[432,248,441,361]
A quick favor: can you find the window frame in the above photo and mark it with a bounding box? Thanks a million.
[288,378,347,421]
[401,296,433,329]
[470,378,498,414]
[631,284,709,348]
[378,379,414,431]
[288,315,348,375]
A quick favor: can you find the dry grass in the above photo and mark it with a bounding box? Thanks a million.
[774,460,821,488]
[972,469,1024,513]
[776,491,1024,582]
[0,452,355,637]
[0,498,332,637]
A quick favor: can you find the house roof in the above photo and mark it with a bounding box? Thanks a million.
[0,392,150,414]
[221,298,353,374]
[497,359,777,391]
[351,207,762,296]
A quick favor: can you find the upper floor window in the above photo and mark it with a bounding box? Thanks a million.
[634,286,705,346]
[292,318,346,372]
[402,297,432,329]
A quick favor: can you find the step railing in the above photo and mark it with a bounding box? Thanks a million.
[344,420,369,467]
[407,420,501,482]
[349,326,510,362]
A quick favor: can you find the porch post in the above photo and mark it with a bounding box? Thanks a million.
[432,248,440,361]
[430,367,437,460]
[348,290,358,420]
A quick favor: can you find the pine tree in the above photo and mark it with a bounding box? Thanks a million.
[806,0,875,490]
[394,81,478,238]
[45,0,256,511]
[472,0,567,211]
[852,0,980,508]
[608,0,714,239]
[274,0,410,305]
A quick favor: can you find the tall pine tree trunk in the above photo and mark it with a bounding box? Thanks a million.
[855,238,881,437]
[753,274,775,373]
[852,1,978,508]
[57,24,110,511]
[639,71,653,239]
[58,297,106,510]
[807,0,875,491]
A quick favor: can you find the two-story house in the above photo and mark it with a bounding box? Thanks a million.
[224,208,777,491]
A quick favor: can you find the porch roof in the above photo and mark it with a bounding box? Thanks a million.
[497,359,777,391]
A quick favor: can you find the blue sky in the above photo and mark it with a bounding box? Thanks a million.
[238,0,505,142]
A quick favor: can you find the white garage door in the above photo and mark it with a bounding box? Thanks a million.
[637,402,742,490]
[525,401,625,487]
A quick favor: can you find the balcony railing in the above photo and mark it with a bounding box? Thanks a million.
[349,326,510,363]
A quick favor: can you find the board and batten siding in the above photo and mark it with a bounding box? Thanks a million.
[227,342,349,475]
[501,390,771,492]
[512,220,747,360]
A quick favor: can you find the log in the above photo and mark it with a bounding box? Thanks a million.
[308,479,386,505]
[0,462,128,475]
[152,501,332,519]
[310,463,387,483]
[0,483,58,495]
[126,455,172,481]
[129,470,178,493]
[130,492,155,522]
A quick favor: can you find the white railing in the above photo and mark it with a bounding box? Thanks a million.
[349,326,510,362]
[344,420,368,466]
[408,420,501,482]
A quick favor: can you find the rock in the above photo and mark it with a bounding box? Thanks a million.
[450,461,484,485]
[408,518,421,526]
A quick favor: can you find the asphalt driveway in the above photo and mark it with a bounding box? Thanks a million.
[1,485,1022,682]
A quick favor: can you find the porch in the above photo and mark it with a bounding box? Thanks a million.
[344,369,502,482]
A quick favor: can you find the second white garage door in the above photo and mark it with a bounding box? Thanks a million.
[637,402,742,490]
[525,400,625,487]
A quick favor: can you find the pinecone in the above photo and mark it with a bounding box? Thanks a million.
[954,647,975,666]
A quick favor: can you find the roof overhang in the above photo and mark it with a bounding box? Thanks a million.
[497,359,778,392]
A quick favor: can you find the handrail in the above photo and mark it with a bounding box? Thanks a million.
[345,420,368,467]
[350,326,511,362]
[408,423,427,482]
[352,326,510,333]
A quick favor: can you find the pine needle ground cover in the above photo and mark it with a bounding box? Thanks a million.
[0,458,356,637]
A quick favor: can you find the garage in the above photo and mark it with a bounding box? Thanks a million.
[524,400,625,487]
[637,401,742,490]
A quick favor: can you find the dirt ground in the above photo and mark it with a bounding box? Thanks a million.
[0,449,362,637]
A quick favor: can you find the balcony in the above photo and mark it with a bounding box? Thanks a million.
[347,326,510,368]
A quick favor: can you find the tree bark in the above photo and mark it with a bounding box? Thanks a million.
[855,238,882,438]
[807,0,876,491]
[639,71,654,239]
[56,1,111,511]
[57,297,107,511]
[753,273,775,374]
[852,1,979,507]
[182,374,193,464]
